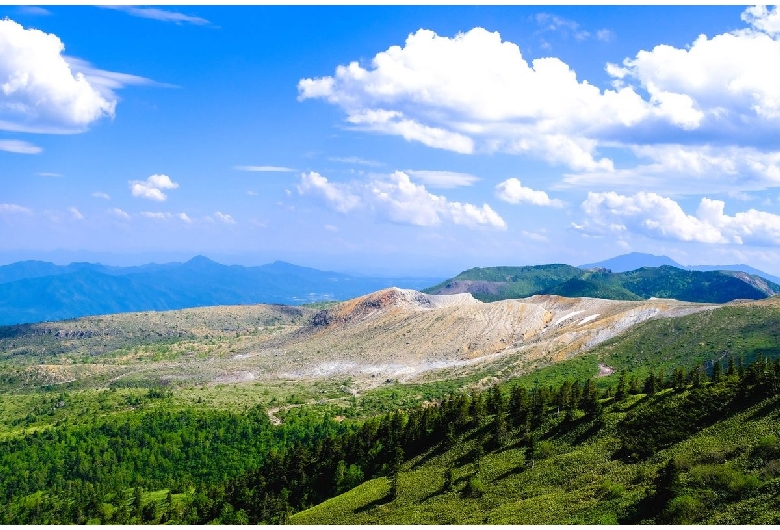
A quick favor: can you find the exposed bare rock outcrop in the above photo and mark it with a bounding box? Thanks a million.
[228,289,717,387]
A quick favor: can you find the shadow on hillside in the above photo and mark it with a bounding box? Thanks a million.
[410,442,450,470]
[353,491,393,514]
[492,461,528,483]
[741,393,780,421]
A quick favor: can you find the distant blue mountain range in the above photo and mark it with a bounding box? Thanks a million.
[580,252,780,285]
[0,256,444,326]
[4,253,778,327]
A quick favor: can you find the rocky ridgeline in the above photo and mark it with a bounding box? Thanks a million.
[312,287,479,327]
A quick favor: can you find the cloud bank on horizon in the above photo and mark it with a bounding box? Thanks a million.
[3,5,780,275]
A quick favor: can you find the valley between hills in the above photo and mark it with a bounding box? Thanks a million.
[2,259,780,524]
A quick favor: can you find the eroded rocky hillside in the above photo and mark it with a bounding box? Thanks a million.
[0,288,720,391]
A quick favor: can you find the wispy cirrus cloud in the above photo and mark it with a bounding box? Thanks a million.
[329,156,384,167]
[64,56,178,93]
[16,6,51,16]
[0,203,32,215]
[92,192,110,200]
[0,139,42,154]
[535,13,591,42]
[101,6,210,26]
[405,170,480,189]
[234,165,296,173]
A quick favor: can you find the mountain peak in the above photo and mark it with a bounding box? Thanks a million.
[580,253,682,273]
[185,255,219,265]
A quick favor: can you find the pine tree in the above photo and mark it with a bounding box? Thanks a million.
[643,372,656,395]
[388,446,404,500]
[711,360,722,383]
[628,376,641,395]
[487,385,505,415]
[615,372,627,401]
[509,385,530,428]
[445,421,456,449]
[673,367,686,391]
[443,467,454,492]
[690,365,703,387]
[493,410,508,448]
[581,378,600,415]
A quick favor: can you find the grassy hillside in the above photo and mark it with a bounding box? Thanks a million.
[425,264,780,303]
[493,296,780,391]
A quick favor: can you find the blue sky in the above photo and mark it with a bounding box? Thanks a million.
[3,5,780,276]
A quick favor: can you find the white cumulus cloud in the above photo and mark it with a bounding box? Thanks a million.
[297,171,362,214]
[92,192,110,200]
[299,11,780,191]
[214,211,235,224]
[607,9,780,126]
[141,211,172,220]
[495,178,564,207]
[742,5,780,37]
[0,18,116,133]
[129,174,179,201]
[562,145,780,193]
[110,208,130,221]
[579,191,780,246]
[297,27,668,171]
[297,170,506,229]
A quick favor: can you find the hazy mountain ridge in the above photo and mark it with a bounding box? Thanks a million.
[581,252,780,285]
[0,257,443,326]
[3,253,779,326]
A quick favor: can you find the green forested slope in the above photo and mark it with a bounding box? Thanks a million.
[425,264,780,303]
[291,364,780,524]
[423,264,583,301]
